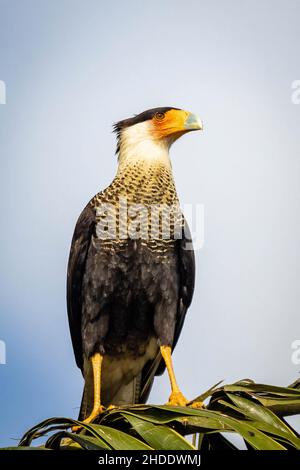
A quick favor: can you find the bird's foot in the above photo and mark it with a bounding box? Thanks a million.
[72,405,105,432]
[106,404,117,411]
[189,400,204,409]
[167,390,189,407]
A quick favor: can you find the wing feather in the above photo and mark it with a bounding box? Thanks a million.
[67,202,95,370]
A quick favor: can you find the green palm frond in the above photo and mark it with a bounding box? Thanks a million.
[4,379,300,451]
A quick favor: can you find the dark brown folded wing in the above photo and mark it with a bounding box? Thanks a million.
[67,202,95,371]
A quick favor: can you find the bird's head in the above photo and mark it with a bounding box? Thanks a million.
[114,107,203,166]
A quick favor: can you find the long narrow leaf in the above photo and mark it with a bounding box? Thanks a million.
[227,393,300,446]
[123,414,195,450]
[89,424,153,450]
[47,432,111,450]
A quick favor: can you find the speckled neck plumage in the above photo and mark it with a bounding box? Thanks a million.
[104,159,178,206]
[91,160,181,249]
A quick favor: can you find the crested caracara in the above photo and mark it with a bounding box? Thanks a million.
[67,107,203,426]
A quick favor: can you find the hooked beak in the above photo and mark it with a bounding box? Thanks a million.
[184,113,203,131]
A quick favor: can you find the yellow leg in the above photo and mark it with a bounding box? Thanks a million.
[160,345,188,406]
[160,345,203,408]
[72,353,104,432]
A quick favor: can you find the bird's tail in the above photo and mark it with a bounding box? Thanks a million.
[78,348,162,421]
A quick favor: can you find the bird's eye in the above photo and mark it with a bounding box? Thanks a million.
[154,112,165,121]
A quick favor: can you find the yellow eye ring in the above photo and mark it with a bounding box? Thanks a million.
[154,112,165,121]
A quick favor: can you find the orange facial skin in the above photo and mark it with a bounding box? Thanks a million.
[151,109,190,141]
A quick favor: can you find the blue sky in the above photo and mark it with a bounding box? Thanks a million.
[1,0,300,447]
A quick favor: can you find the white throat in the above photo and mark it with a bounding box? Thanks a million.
[117,121,171,170]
